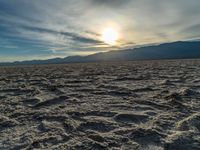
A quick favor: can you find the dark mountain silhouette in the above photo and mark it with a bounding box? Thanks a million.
[1,41,200,66]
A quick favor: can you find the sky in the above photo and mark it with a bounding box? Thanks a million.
[0,0,200,62]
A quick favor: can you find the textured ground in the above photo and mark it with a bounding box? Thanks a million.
[0,60,200,150]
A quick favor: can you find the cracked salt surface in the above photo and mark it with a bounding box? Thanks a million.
[0,60,200,150]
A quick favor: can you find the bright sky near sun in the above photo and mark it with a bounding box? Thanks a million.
[102,28,119,45]
[0,0,200,61]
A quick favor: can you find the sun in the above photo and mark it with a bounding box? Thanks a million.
[102,28,118,45]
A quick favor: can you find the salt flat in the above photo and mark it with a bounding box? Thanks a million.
[0,60,200,150]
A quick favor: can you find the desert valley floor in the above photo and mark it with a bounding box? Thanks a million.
[0,60,200,150]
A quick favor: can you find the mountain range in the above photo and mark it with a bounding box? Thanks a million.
[1,41,200,66]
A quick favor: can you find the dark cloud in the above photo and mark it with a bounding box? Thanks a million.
[178,24,200,39]
[91,0,131,7]
[20,26,103,44]
[183,24,200,34]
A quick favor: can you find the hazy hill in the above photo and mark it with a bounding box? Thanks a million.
[1,41,200,65]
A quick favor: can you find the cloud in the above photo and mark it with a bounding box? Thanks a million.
[0,0,200,61]
[177,23,200,40]
[20,26,103,44]
[90,0,132,7]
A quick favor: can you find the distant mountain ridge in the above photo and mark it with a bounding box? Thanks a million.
[1,41,200,66]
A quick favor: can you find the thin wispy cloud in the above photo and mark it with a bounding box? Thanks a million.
[0,0,200,61]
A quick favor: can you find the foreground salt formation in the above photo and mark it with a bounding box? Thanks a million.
[0,60,200,150]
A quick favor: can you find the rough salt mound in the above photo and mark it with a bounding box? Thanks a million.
[0,115,19,129]
[0,59,200,150]
[114,113,149,124]
[177,113,200,131]
[164,131,200,150]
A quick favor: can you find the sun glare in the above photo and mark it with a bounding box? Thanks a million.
[102,28,118,45]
